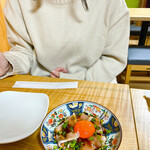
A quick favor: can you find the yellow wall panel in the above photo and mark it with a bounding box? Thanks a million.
[0,0,11,52]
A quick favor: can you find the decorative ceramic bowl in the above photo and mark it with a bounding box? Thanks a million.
[40,101,122,150]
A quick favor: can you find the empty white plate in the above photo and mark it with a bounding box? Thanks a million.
[0,91,49,144]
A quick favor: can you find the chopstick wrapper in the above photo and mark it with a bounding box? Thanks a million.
[13,81,78,89]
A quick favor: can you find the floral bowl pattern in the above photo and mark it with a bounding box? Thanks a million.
[40,101,122,150]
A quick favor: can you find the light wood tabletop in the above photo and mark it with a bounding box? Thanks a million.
[129,8,150,21]
[129,8,150,45]
[0,75,138,150]
[131,88,150,150]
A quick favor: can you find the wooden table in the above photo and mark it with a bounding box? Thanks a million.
[129,8,150,45]
[131,88,150,150]
[0,75,138,150]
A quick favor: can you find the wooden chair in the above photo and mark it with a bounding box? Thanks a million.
[0,0,11,52]
[125,46,150,84]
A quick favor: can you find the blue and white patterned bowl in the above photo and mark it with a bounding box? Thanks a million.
[40,101,122,150]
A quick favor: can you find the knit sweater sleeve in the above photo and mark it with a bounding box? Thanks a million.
[85,0,130,82]
[1,0,33,79]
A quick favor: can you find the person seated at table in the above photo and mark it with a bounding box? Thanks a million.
[0,0,129,83]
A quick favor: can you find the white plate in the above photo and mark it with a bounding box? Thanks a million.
[0,91,49,144]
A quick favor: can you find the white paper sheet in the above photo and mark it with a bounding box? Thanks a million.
[13,81,78,89]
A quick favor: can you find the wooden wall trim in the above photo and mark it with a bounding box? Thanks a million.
[139,0,147,8]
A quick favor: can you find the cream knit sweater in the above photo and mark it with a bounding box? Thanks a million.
[2,0,129,82]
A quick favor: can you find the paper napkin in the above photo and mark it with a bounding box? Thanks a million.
[13,81,78,89]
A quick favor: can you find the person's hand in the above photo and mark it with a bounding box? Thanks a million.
[0,52,12,76]
[50,67,67,78]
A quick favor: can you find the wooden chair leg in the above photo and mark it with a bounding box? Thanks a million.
[125,65,132,84]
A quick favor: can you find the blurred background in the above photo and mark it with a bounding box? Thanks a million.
[118,0,150,90]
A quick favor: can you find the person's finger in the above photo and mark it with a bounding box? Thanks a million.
[62,69,67,73]
[50,73,57,78]
[51,71,59,77]
[57,67,68,73]
[56,67,64,72]
[51,67,67,78]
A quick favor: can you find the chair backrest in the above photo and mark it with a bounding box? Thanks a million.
[0,0,11,52]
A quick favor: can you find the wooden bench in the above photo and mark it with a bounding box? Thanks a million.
[125,46,150,84]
